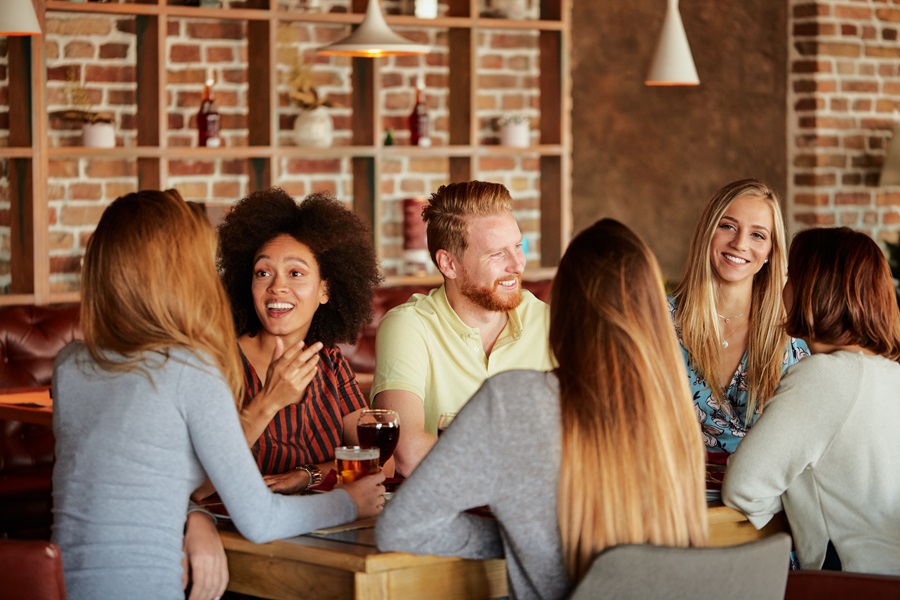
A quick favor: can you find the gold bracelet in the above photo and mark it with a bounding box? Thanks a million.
[295,463,323,491]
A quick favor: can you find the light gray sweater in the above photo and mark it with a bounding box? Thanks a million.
[52,342,356,600]
[723,351,900,573]
[376,370,571,600]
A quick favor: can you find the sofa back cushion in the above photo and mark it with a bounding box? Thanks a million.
[0,304,82,389]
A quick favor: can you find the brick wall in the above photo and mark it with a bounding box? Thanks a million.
[0,1,543,292]
[788,0,900,247]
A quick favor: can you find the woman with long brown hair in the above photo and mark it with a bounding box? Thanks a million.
[672,179,808,454]
[51,190,385,600]
[724,227,900,574]
[376,219,707,599]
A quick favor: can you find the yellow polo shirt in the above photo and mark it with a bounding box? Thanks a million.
[371,285,555,434]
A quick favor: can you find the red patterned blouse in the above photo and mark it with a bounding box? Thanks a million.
[240,345,368,474]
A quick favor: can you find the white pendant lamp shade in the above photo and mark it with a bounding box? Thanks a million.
[645,0,699,86]
[0,0,42,36]
[318,0,429,58]
[881,119,900,186]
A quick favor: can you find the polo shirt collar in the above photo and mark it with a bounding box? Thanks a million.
[435,284,524,342]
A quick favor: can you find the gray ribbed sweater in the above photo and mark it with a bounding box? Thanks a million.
[52,342,356,600]
[376,369,571,600]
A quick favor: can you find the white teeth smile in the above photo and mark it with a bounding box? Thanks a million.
[267,302,294,310]
[724,254,748,265]
[499,279,517,286]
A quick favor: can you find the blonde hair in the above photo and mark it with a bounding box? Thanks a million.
[673,179,789,420]
[81,189,243,406]
[552,219,707,581]
[422,180,513,264]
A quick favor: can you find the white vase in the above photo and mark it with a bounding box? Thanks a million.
[82,122,115,148]
[293,107,333,148]
[500,120,530,147]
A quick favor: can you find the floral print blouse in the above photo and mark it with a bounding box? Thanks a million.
[668,297,810,454]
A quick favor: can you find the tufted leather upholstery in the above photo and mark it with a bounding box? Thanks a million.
[0,304,81,539]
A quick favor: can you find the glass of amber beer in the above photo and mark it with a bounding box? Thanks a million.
[334,446,380,483]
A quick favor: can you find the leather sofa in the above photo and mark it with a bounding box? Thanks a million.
[0,278,552,539]
[0,304,81,539]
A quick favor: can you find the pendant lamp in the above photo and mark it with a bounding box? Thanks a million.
[645,0,698,86]
[0,0,42,36]
[318,0,429,57]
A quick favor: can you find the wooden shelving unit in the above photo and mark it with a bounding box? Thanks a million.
[3,0,571,305]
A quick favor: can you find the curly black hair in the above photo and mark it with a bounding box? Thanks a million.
[217,188,382,347]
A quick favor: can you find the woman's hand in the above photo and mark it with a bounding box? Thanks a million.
[191,480,216,503]
[258,338,325,413]
[337,471,387,519]
[262,469,309,495]
[182,512,228,600]
[239,339,325,445]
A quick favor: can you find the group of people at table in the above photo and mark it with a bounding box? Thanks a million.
[49,177,900,600]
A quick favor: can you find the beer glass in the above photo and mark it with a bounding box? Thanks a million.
[334,446,380,483]
[437,412,457,437]
[356,409,400,466]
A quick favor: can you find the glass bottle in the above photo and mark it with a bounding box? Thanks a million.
[196,72,221,148]
[408,77,431,147]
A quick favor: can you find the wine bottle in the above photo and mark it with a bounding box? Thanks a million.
[196,72,222,148]
[408,77,431,147]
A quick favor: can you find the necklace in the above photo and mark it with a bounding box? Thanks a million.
[717,312,746,324]
[721,321,747,349]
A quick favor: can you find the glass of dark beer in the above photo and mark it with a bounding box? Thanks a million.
[356,409,400,466]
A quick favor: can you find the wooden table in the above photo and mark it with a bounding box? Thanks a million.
[0,388,53,428]
[0,404,53,427]
[220,520,508,600]
[221,503,788,600]
[707,503,789,547]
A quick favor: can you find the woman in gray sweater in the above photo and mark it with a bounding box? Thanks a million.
[52,190,386,600]
[724,227,900,573]
[376,219,708,600]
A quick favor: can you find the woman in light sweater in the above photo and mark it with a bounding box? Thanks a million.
[376,219,708,600]
[723,226,900,573]
[52,190,385,600]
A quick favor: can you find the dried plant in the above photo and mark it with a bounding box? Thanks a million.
[287,56,339,110]
[50,67,113,124]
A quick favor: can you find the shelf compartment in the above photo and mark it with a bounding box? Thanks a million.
[46,156,140,294]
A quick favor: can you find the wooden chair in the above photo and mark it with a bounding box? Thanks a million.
[785,569,900,600]
[0,539,66,600]
[568,532,791,600]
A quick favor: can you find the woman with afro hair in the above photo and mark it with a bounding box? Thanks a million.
[208,188,382,496]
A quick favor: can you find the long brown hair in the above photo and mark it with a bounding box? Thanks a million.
[785,227,900,361]
[673,179,789,419]
[81,189,243,406]
[552,219,707,581]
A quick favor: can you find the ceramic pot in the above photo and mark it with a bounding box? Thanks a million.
[500,120,530,148]
[82,121,115,148]
[293,107,333,148]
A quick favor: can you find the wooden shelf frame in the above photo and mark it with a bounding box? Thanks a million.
[8,0,571,305]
